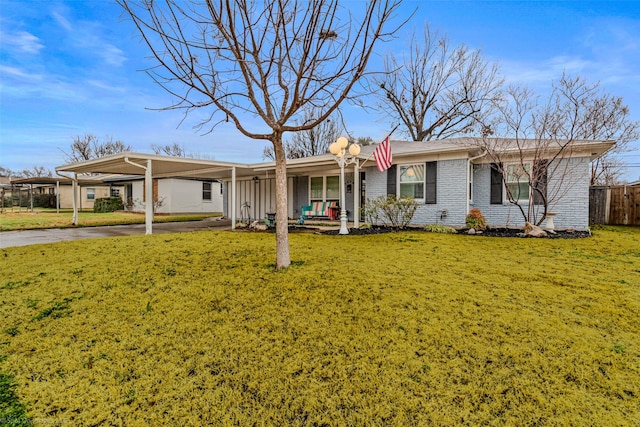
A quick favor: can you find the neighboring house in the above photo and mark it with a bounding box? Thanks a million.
[104,176,223,214]
[8,176,123,210]
[55,139,613,232]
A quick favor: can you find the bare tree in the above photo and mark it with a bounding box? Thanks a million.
[475,75,621,226]
[374,24,503,141]
[262,108,341,160]
[118,0,406,269]
[0,166,14,177]
[151,143,187,157]
[63,134,132,163]
[19,166,53,178]
[572,91,639,185]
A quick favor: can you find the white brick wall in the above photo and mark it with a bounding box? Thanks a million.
[364,159,469,226]
[472,157,591,230]
[363,156,591,230]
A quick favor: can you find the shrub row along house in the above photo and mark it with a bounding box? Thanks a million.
[55,137,614,232]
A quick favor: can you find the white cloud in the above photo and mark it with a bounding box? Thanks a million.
[1,30,44,54]
[0,65,43,81]
[100,45,127,67]
[51,10,73,31]
[49,8,127,68]
[87,79,126,93]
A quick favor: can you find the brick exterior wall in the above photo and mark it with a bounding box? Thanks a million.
[472,156,591,230]
[363,159,469,226]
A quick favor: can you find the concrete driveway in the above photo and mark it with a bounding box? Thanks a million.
[0,218,232,249]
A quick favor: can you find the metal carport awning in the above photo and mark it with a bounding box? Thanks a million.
[56,152,257,234]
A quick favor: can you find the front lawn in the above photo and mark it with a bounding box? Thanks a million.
[0,209,219,231]
[1,227,639,425]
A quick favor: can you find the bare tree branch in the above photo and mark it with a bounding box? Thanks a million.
[374,24,503,141]
[62,134,131,163]
[118,0,406,269]
[474,74,622,226]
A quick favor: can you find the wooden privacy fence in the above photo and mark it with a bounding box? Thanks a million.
[589,185,640,226]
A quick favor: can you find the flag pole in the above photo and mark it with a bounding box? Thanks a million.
[359,123,401,168]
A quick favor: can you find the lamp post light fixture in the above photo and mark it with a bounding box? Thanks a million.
[329,136,361,235]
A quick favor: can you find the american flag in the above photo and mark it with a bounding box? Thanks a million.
[373,137,392,172]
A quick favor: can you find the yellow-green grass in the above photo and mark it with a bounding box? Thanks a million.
[1,227,639,425]
[0,209,219,231]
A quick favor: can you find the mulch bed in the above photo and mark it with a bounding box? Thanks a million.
[321,226,591,238]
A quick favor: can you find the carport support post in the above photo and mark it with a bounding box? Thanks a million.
[145,159,153,235]
[56,180,60,214]
[231,167,236,230]
[72,173,78,225]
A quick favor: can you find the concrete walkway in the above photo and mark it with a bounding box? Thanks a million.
[0,218,232,249]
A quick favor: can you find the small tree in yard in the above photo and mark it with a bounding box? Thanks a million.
[475,74,622,227]
[118,0,406,269]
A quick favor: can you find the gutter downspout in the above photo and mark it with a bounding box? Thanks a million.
[466,150,487,215]
[124,157,153,235]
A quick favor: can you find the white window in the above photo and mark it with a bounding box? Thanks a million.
[399,162,436,203]
[505,163,531,202]
[86,188,95,201]
[202,182,212,201]
[399,165,424,199]
[310,176,339,202]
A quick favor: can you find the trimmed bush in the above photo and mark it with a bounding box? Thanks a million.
[363,195,418,229]
[93,197,124,213]
[465,208,486,230]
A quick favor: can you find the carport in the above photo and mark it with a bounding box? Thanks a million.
[56,152,257,234]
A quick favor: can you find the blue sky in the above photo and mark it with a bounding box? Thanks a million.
[1,0,639,180]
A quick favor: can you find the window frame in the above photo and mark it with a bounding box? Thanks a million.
[309,175,340,203]
[398,164,425,201]
[86,188,95,201]
[504,162,531,204]
[397,162,437,204]
[202,182,212,201]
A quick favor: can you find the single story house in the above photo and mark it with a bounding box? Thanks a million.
[55,137,613,233]
[7,176,123,210]
[103,175,223,215]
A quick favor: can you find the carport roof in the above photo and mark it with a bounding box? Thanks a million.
[56,152,259,180]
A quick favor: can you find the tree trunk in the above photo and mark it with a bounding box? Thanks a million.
[273,134,291,269]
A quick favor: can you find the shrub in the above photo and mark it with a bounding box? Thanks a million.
[465,208,486,230]
[424,224,457,234]
[93,197,124,213]
[363,195,418,229]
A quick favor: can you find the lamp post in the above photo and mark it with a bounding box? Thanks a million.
[329,136,361,235]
